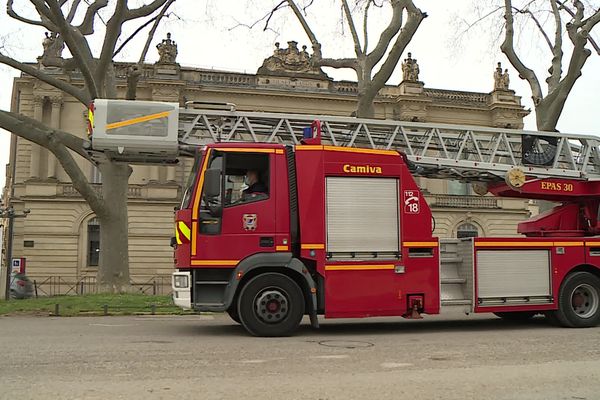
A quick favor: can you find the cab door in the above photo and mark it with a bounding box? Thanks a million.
[192,150,277,265]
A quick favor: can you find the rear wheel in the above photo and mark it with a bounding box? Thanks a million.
[493,311,536,321]
[550,271,600,328]
[237,273,305,337]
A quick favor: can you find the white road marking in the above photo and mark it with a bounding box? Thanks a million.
[134,316,214,321]
[380,362,413,369]
[310,355,350,359]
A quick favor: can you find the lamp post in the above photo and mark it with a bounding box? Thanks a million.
[1,206,30,300]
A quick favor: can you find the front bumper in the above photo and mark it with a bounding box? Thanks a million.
[171,271,191,309]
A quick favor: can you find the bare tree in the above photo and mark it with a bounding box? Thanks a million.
[0,0,175,293]
[501,0,600,131]
[269,0,427,118]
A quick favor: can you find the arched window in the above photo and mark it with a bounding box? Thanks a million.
[87,218,100,267]
[456,222,479,238]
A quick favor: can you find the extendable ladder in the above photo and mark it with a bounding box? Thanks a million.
[177,107,600,182]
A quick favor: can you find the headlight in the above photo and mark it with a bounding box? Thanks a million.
[173,275,189,288]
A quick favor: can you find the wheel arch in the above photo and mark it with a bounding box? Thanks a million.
[564,264,600,282]
[222,253,318,325]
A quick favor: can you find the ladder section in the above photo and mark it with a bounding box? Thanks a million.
[178,108,600,181]
[439,239,473,314]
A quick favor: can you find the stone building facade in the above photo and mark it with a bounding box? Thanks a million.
[1,36,533,296]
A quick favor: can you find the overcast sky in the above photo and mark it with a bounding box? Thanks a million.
[1,0,599,190]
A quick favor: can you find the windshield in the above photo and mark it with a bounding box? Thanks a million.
[180,150,203,210]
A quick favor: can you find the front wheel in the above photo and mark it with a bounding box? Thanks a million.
[237,273,305,337]
[227,306,241,324]
[550,271,600,328]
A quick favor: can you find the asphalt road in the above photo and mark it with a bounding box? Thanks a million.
[0,312,599,400]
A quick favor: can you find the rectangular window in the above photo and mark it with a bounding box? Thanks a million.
[87,219,100,267]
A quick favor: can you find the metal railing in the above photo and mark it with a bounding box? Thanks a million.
[31,275,172,297]
[430,195,499,209]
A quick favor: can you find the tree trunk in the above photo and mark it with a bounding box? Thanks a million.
[96,161,132,293]
[356,93,375,118]
[356,76,376,119]
[535,100,562,132]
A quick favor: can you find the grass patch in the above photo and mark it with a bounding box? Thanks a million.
[0,293,191,317]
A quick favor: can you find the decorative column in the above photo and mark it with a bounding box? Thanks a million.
[47,95,63,179]
[489,62,528,128]
[153,33,182,185]
[396,52,429,122]
[29,95,44,179]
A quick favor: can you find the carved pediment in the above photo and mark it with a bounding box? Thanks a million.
[257,41,329,79]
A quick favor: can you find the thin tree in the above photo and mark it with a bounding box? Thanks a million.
[501,0,600,131]
[267,0,427,118]
[0,0,176,292]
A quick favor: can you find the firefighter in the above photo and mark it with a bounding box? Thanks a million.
[241,170,268,201]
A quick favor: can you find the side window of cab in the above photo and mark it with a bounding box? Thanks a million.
[223,152,270,207]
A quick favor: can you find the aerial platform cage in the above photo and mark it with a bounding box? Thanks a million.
[89,99,180,163]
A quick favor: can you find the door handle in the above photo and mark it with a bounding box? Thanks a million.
[260,237,275,247]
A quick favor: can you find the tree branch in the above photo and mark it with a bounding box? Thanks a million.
[6,0,56,29]
[501,0,543,104]
[0,110,106,215]
[76,0,109,35]
[0,53,91,104]
[557,0,600,54]
[44,0,99,99]
[65,0,82,23]
[287,0,321,58]
[365,0,404,70]
[317,57,359,69]
[124,0,169,21]
[512,6,553,52]
[371,0,426,89]
[362,0,372,54]
[546,0,563,92]
[341,0,363,57]
[95,0,128,92]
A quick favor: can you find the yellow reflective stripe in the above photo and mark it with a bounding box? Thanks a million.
[276,245,289,251]
[476,241,554,247]
[296,145,398,156]
[192,148,212,219]
[326,264,395,271]
[301,243,325,250]
[191,221,198,255]
[191,260,239,266]
[88,109,94,127]
[106,111,170,130]
[215,148,276,153]
[178,221,191,241]
[403,242,438,247]
[175,228,182,245]
[475,241,585,247]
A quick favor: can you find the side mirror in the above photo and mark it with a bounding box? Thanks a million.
[204,168,221,198]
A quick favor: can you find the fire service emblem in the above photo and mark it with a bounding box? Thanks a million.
[243,214,258,231]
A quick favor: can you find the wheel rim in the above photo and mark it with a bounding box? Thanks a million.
[570,283,600,319]
[254,288,290,324]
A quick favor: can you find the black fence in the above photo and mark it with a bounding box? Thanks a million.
[31,275,172,297]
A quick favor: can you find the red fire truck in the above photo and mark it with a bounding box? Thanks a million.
[90,100,600,336]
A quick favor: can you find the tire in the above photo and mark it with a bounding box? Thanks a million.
[227,306,241,324]
[552,271,600,328]
[493,311,536,321]
[237,273,305,337]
